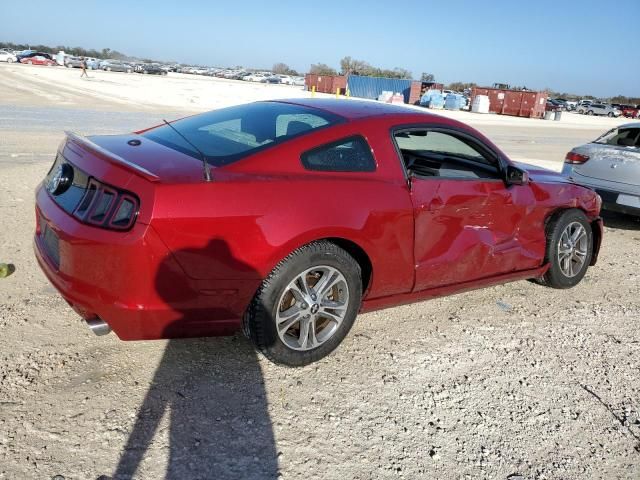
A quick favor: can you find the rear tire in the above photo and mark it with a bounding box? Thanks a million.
[607,112,614,117]
[244,241,362,366]
[537,209,593,289]
[587,110,594,115]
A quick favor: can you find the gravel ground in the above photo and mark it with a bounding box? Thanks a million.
[1,66,639,480]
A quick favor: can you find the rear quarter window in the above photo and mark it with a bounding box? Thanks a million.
[301,136,376,172]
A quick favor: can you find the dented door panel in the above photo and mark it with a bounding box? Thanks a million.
[412,179,540,291]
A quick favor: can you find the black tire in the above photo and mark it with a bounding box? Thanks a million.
[607,112,614,117]
[537,209,593,289]
[244,241,362,366]
[587,110,594,116]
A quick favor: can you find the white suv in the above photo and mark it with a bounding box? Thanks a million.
[582,103,622,117]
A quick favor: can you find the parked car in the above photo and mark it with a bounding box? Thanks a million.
[101,60,133,73]
[563,123,640,217]
[618,105,640,119]
[546,99,566,111]
[34,99,603,366]
[245,72,270,82]
[85,58,101,70]
[275,74,294,85]
[564,101,577,111]
[576,100,593,112]
[581,103,621,117]
[263,75,282,84]
[17,51,53,63]
[233,71,251,80]
[64,56,84,68]
[552,98,568,109]
[135,63,166,75]
[20,55,56,66]
[0,50,17,63]
[292,76,305,86]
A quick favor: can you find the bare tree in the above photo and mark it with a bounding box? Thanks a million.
[309,63,337,76]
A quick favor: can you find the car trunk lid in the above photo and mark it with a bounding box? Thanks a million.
[573,144,640,187]
[84,133,206,183]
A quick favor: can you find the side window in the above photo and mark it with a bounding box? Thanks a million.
[394,129,499,179]
[301,136,376,172]
[605,128,640,147]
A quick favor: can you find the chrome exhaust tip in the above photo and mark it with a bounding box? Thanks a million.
[86,317,112,336]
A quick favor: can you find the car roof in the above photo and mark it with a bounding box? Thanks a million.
[618,122,640,129]
[272,98,433,120]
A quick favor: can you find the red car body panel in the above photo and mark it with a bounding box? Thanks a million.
[34,99,603,341]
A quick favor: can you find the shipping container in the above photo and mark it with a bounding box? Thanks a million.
[408,81,422,105]
[304,74,347,94]
[470,87,547,118]
[347,75,414,103]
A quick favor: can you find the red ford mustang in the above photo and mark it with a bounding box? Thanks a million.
[34,99,603,365]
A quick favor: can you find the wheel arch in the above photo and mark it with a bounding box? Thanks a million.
[268,234,374,296]
[323,237,373,295]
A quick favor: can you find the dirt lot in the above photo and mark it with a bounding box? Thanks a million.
[1,63,639,480]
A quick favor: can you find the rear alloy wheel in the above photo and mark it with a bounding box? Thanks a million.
[538,209,593,289]
[245,241,362,366]
[27,60,32,65]
[587,110,594,115]
[7,58,13,63]
[607,112,614,117]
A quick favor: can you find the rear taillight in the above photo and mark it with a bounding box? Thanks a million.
[73,178,139,231]
[565,152,590,164]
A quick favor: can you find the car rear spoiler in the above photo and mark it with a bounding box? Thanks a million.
[64,131,160,183]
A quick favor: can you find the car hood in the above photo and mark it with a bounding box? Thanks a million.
[513,162,572,184]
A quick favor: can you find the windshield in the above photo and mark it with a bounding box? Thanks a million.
[143,102,344,166]
[594,127,640,147]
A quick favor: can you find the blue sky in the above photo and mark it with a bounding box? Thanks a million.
[4,0,638,97]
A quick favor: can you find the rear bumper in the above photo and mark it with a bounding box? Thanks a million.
[595,189,640,217]
[34,185,243,340]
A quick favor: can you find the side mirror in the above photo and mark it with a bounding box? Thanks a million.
[505,165,529,186]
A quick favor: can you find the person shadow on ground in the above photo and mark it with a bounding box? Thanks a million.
[111,240,279,479]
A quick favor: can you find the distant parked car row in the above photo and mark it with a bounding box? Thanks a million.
[178,66,305,85]
[2,51,304,85]
[61,56,168,75]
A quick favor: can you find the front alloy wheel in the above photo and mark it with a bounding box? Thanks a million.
[538,209,593,289]
[557,222,588,278]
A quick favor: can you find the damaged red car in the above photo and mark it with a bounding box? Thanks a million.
[34,99,603,366]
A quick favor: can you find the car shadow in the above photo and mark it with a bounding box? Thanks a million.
[601,211,640,231]
[111,240,278,480]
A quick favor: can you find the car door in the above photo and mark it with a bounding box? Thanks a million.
[393,127,533,291]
